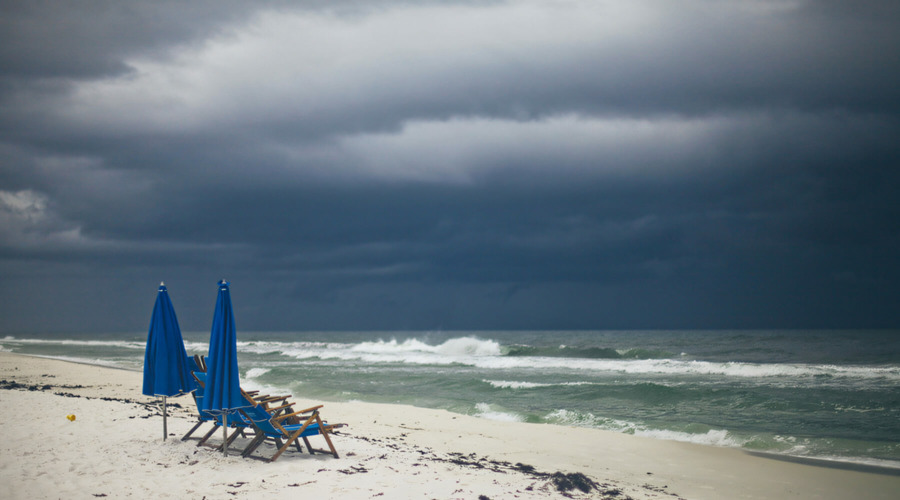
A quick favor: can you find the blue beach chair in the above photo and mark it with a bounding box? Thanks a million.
[238,401,341,461]
[188,370,261,448]
[181,356,217,441]
[182,358,262,445]
[183,355,338,458]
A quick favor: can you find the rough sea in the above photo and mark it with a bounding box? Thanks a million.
[3,329,899,469]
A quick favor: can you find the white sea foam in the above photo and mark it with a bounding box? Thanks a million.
[351,337,501,357]
[471,353,900,383]
[0,337,147,349]
[485,380,546,389]
[26,354,136,370]
[244,336,900,384]
[244,367,271,379]
[265,337,504,366]
[183,341,209,353]
[635,428,745,447]
[473,403,525,422]
[546,409,745,447]
[0,336,210,354]
[239,378,292,397]
[791,455,900,471]
[484,380,593,390]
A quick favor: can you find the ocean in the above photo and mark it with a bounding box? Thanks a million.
[3,329,899,469]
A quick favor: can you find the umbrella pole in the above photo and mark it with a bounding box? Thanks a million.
[223,413,228,456]
[162,396,167,441]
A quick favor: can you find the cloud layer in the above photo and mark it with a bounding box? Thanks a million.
[2,0,899,332]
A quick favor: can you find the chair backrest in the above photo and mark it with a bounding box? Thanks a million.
[240,401,324,439]
[189,371,216,422]
[191,354,207,372]
[240,401,282,435]
[186,355,201,373]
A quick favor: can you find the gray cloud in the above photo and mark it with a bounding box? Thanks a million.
[1,0,899,333]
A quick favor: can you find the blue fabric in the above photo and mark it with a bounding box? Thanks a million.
[190,373,215,423]
[241,403,325,438]
[200,280,251,416]
[142,284,198,397]
[186,355,201,373]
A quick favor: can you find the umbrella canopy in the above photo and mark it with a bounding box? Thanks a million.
[142,283,198,398]
[200,279,250,417]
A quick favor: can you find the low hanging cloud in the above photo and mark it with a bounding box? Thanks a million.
[1,0,898,332]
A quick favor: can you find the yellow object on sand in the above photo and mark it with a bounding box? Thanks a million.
[67,414,76,422]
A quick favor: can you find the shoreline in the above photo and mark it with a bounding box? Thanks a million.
[10,350,900,475]
[742,451,900,477]
[3,351,900,499]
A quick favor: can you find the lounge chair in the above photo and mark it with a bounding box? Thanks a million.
[181,356,216,441]
[182,355,287,442]
[182,356,342,460]
[237,400,341,461]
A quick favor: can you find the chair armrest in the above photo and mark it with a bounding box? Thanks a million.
[273,406,322,423]
[294,405,324,414]
[257,395,291,403]
[268,403,295,413]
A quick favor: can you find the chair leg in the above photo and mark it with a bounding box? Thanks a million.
[220,427,242,452]
[315,414,339,458]
[239,419,267,458]
[269,414,317,462]
[269,434,297,462]
[241,434,266,458]
[198,424,219,446]
[182,420,205,441]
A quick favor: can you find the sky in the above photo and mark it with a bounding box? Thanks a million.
[1,0,899,334]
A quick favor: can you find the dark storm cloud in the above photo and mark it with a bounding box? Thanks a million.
[1,0,256,80]
[1,0,899,333]
[0,0,482,79]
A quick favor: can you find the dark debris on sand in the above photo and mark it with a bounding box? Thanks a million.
[342,430,652,499]
[550,472,600,494]
[339,435,648,500]
[1,378,186,423]
[0,379,53,391]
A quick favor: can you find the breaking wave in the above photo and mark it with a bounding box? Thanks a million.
[231,336,900,383]
[506,345,672,359]
[473,402,525,423]
[545,409,747,447]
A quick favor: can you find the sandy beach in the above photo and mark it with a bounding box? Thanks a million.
[1,351,898,500]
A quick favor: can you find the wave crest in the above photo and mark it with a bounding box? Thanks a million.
[351,337,501,357]
[505,345,672,359]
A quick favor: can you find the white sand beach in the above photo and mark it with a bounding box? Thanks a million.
[2,351,898,500]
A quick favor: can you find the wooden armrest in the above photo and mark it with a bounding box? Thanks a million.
[268,403,295,413]
[274,409,319,423]
[253,394,290,402]
[294,405,323,414]
[257,395,291,404]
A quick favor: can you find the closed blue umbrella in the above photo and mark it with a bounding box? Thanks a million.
[143,282,198,440]
[201,279,251,455]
